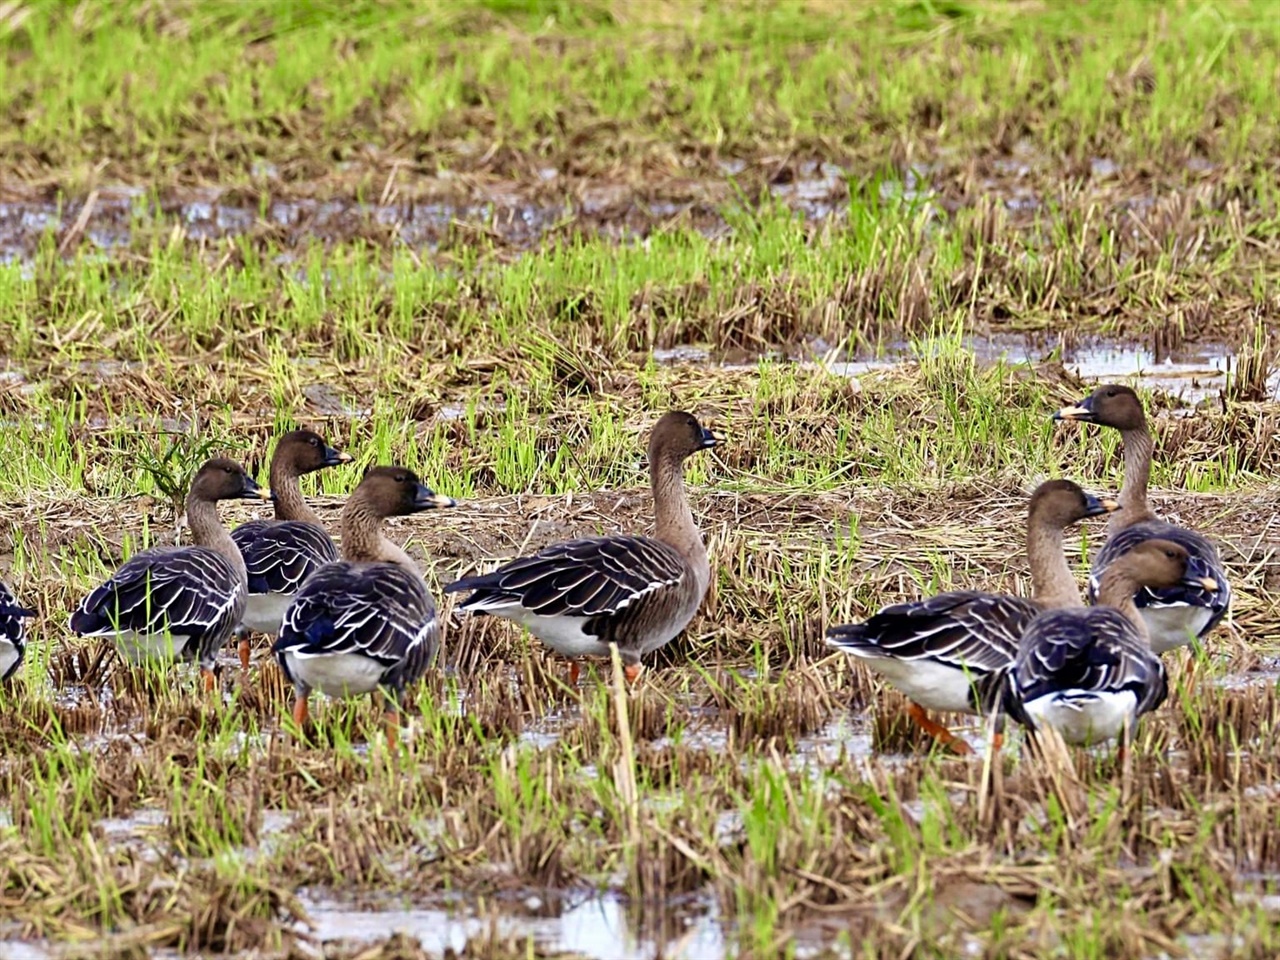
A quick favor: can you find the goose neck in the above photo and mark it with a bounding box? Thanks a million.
[1025,518,1082,609]
[1113,426,1156,533]
[341,501,422,575]
[269,459,323,525]
[185,495,247,583]
[651,456,705,565]
[1096,568,1148,639]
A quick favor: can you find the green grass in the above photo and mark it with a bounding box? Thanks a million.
[5,1,1280,183]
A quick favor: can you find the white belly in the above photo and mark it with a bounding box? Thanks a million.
[285,651,385,698]
[0,640,19,679]
[115,631,190,664]
[484,604,612,658]
[851,653,982,714]
[241,594,295,635]
[1142,605,1214,655]
[1022,690,1138,745]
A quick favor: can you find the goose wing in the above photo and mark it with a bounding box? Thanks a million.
[275,562,438,684]
[69,546,244,641]
[445,536,687,619]
[826,590,1034,675]
[1090,521,1230,628]
[234,520,338,597]
[1009,608,1167,719]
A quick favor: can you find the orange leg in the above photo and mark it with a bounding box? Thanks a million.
[906,702,974,756]
[238,635,251,672]
[201,667,217,694]
[384,707,400,750]
[623,662,643,685]
[292,696,309,729]
[567,661,581,685]
[992,731,1005,752]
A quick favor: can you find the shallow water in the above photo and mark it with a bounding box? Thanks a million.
[298,889,726,959]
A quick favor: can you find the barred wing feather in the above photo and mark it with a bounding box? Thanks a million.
[447,536,686,618]
[70,546,245,646]
[827,590,1033,675]
[235,521,339,597]
[276,562,438,687]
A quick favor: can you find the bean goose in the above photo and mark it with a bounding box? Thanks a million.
[1000,539,1217,746]
[1055,385,1230,653]
[273,466,455,747]
[0,581,35,682]
[232,429,352,668]
[70,458,267,689]
[826,480,1117,755]
[445,410,717,684]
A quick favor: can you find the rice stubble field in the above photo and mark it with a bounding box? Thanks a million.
[4,2,1280,958]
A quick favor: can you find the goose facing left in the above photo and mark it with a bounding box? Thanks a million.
[0,581,35,682]
[70,458,268,689]
[231,429,352,667]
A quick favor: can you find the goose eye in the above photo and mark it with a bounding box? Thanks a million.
[309,437,318,446]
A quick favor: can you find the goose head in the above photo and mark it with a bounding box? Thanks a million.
[1027,479,1120,526]
[649,411,717,467]
[189,458,270,503]
[1117,539,1219,593]
[1054,384,1146,431]
[274,429,353,474]
[356,466,456,518]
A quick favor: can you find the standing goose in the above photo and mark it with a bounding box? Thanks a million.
[70,459,267,689]
[231,429,352,668]
[1055,385,1230,653]
[1001,539,1218,746]
[826,480,1118,755]
[445,411,717,684]
[274,466,455,747]
[0,581,35,682]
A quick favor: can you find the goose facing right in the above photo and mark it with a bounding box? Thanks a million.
[70,458,267,689]
[445,410,717,684]
[1002,538,1218,746]
[274,466,455,747]
[825,480,1118,755]
[0,581,34,682]
[232,429,352,667]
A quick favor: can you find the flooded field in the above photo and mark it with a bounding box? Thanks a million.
[5,2,1280,958]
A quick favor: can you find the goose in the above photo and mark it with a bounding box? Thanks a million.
[1000,538,1217,746]
[0,581,34,682]
[1055,384,1230,653]
[445,410,717,684]
[273,466,455,747]
[826,480,1118,755]
[231,429,352,668]
[70,458,267,689]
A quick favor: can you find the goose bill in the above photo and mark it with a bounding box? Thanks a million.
[1053,403,1094,421]
[698,427,718,449]
[324,447,354,467]
[413,486,457,510]
[1082,493,1121,517]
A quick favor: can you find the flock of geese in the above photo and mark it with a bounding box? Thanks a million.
[0,387,1229,755]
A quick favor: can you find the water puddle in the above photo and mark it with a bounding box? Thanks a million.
[654,333,1260,407]
[297,889,726,960]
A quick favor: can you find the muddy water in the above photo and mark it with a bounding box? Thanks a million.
[656,334,1262,405]
[298,890,727,960]
[0,173,858,260]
